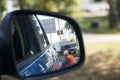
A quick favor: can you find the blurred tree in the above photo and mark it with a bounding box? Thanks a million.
[94,0,102,2]
[0,0,6,21]
[13,0,30,9]
[108,0,118,29]
[13,0,79,15]
[117,0,120,17]
[94,0,108,2]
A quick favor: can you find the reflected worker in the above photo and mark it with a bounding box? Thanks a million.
[62,50,76,68]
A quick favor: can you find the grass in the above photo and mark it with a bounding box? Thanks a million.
[48,41,120,80]
[74,16,120,34]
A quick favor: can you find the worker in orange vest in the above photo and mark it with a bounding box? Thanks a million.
[62,50,76,67]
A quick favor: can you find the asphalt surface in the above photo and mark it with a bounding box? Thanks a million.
[82,33,120,42]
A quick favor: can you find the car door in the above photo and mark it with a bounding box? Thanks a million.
[12,14,60,77]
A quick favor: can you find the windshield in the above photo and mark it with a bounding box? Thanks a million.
[70,43,76,48]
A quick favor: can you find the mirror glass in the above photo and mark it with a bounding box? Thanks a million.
[11,14,80,77]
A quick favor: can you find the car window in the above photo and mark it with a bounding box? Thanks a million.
[11,15,39,62]
[31,15,49,49]
[70,43,76,48]
[61,46,66,50]
[11,17,25,61]
[65,45,70,49]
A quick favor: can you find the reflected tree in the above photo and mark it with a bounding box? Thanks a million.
[65,22,75,34]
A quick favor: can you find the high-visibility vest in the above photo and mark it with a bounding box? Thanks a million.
[66,54,76,65]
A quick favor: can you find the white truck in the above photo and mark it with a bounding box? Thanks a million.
[53,41,77,55]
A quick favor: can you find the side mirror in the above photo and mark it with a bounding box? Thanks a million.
[0,10,85,80]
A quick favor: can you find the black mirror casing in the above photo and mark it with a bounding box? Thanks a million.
[0,11,20,78]
[0,10,85,80]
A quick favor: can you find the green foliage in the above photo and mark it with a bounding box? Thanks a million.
[65,22,75,34]
[0,0,5,20]
[94,0,102,2]
[13,0,79,15]
[13,0,31,9]
[75,16,120,34]
[70,38,76,42]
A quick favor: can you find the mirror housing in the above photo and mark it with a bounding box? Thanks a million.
[0,10,85,80]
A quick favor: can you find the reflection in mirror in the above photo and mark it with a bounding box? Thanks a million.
[11,14,80,77]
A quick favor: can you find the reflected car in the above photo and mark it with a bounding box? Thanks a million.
[61,43,78,54]
[11,14,61,76]
[68,43,77,54]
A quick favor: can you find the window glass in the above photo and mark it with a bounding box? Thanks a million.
[31,15,48,48]
[12,15,39,62]
[13,28,23,60]
[11,18,24,60]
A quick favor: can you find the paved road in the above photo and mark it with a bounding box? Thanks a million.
[82,33,120,42]
[81,33,120,55]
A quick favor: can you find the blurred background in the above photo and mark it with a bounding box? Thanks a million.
[1,0,120,80]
